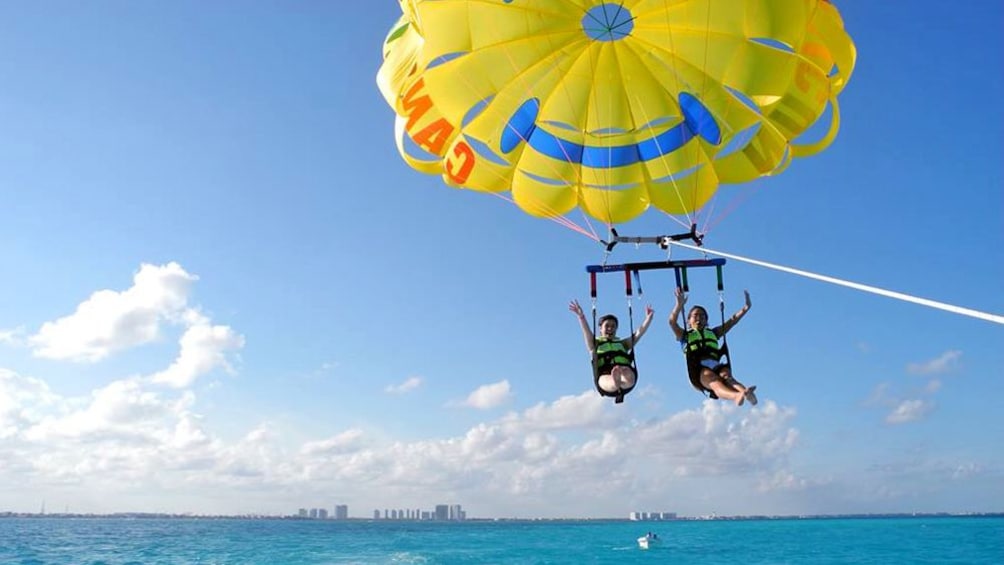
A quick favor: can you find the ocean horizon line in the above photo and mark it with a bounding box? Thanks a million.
[2,510,1002,522]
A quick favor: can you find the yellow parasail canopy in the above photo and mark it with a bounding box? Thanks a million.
[377,0,855,225]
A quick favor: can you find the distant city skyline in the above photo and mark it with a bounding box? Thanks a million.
[3,510,1001,523]
[296,503,466,521]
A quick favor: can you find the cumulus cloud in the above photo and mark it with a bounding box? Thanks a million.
[23,377,176,443]
[149,317,245,389]
[501,392,610,430]
[301,429,366,456]
[28,263,197,362]
[23,263,244,389]
[0,369,60,440]
[0,367,807,517]
[866,382,937,425]
[885,399,932,424]
[628,400,800,479]
[906,350,961,375]
[385,376,423,394]
[462,380,512,409]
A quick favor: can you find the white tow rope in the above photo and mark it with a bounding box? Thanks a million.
[667,241,1004,325]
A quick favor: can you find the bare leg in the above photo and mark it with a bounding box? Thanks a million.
[720,368,757,405]
[700,368,744,405]
[596,373,619,394]
[610,366,637,391]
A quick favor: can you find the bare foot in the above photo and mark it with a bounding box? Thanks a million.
[733,391,745,406]
[744,386,758,406]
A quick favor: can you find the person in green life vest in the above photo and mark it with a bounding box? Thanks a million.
[569,299,654,399]
[669,287,758,406]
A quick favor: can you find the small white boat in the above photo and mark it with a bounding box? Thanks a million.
[637,532,661,549]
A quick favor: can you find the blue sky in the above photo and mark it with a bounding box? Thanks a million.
[0,1,1001,519]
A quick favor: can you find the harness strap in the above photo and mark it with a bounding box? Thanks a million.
[716,263,732,368]
[675,264,733,398]
[587,269,640,404]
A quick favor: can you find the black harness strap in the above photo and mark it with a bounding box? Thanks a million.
[715,263,734,370]
[676,264,734,399]
[588,270,639,404]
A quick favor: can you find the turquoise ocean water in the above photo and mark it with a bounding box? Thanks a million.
[0,516,1000,564]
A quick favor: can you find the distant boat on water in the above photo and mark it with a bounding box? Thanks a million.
[637,532,661,549]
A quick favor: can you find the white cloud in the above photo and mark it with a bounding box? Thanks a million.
[301,429,366,456]
[0,370,808,517]
[28,263,197,362]
[758,469,812,492]
[906,350,961,375]
[149,319,245,389]
[0,327,26,347]
[501,392,610,430]
[385,376,423,395]
[462,380,512,409]
[23,377,174,442]
[22,262,244,389]
[0,369,60,440]
[885,399,932,424]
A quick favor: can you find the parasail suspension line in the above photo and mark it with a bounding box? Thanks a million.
[666,241,1004,325]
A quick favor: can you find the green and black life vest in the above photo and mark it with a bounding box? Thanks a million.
[595,337,632,374]
[682,328,724,398]
[683,328,721,361]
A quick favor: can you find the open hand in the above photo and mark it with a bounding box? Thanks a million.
[568,300,584,317]
[675,287,687,306]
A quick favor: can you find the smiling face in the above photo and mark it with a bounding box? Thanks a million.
[687,306,708,330]
[598,315,619,338]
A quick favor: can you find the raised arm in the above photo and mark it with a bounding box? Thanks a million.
[568,300,596,354]
[627,304,655,348]
[668,287,687,340]
[719,290,752,335]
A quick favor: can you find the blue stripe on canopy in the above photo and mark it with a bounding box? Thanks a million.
[526,121,696,168]
[501,93,722,168]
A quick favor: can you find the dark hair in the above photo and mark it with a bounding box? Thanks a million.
[598,314,619,326]
[687,306,708,318]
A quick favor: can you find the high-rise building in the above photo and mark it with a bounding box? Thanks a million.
[434,505,449,520]
[629,510,676,520]
[373,509,380,520]
[334,505,348,520]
